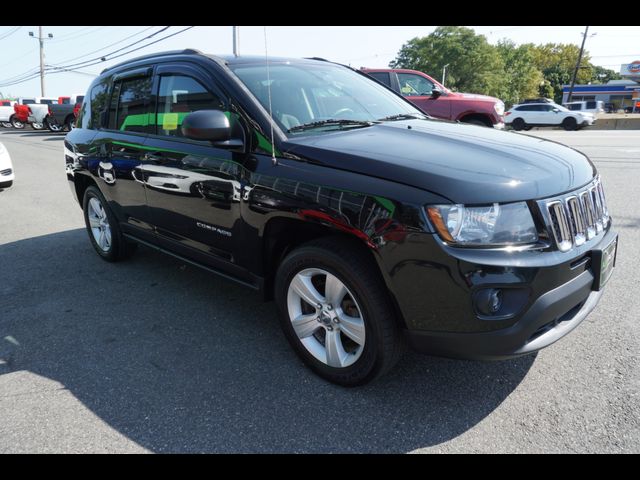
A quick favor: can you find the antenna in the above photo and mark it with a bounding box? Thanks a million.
[263,26,277,166]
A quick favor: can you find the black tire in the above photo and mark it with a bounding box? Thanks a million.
[463,118,490,127]
[64,115,75,132]
[0,122,12,128]
[10,116,24,129]
[512,118,526,131]
[562,117,577,131]
[274,237,404,386]
[0,180,12,189]
[45,117,64,133]
[31,122,44,130]
[82,186,136,262]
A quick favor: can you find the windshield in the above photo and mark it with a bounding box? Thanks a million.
[554,104,571,112]
[230,62,424,135]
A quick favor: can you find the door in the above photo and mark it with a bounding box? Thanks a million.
[536,104,558,125]
[396,72,451,119]
[141,64,246,264]
[92,68,155,237]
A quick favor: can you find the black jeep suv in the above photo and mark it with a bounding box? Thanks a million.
[65,50,617,386]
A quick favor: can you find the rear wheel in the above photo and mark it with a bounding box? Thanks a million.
[10,116,24,129]
[82,186,136,262]
[562,117,577,131]
[274,238,404,386]
[64,115,75,132]
[45,117,64,132]
[31,122,44,130]
[0,122,12,128]
[512,118,526,131]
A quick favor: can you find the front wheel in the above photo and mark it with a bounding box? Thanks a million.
[0,122,12,128]
[562,117,577,131]
[82,186,136,262]
[274,238,404,386]
[31,122,44,130]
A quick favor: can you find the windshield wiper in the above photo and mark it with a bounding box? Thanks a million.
[288,119,376,133]
[377,113,426,121]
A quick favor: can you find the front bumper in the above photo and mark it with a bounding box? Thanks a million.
[493,121,505,130]
[390,227,617,360]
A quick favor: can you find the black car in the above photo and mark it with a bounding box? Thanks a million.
[65,50,617,386]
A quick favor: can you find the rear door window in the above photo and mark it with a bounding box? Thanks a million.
[367,72,391,88]
[397,73,434,96]
[111,76,153,133]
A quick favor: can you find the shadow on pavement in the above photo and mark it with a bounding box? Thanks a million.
[0,229,534,452]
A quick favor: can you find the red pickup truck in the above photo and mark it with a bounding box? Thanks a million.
[361,68,505,128]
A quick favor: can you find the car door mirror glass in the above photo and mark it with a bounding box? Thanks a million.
[182,110,240,148]
[431,88,442,99]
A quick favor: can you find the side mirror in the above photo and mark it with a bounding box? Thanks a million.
[430,88,443,99]
[552,108,559,113]
[182,110,240,147]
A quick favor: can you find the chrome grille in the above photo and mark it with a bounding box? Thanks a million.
[0,168,12,176]
[540,176,610,252]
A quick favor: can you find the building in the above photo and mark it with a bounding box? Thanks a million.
[562,60,640,112]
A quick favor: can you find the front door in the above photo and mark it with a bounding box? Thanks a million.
[141,64,246,266]
[396,72,451,120]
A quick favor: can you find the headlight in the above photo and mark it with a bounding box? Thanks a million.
[426,202,538,246]
[494,101,505,116]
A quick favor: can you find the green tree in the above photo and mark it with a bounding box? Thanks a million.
[495,40,544,106]
[390,26,506,98]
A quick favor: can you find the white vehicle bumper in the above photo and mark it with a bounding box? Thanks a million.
[493,122,505,130]
[0,150,15,185]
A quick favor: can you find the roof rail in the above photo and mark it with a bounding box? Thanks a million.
[100,49,204,74]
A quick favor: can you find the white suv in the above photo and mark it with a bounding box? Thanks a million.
[505,103,595,131]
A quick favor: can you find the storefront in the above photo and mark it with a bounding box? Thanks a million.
[562,61,640,112]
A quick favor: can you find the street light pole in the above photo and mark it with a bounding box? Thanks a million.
[567,26,590,103]
[29,27,53,97]
[442,64,450,87]
[232,26,239,57]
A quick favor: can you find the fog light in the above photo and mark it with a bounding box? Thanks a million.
[475,288,503,316]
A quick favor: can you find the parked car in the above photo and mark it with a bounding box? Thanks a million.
[505,103,595,131]
[10,98,48,130]
[0,100,16,128]
[361,68,505,128]
[521,98,555,104]
[0,141,14,188]
[563,100,605,114]
[45,95,84,132]
[66,51,617,386]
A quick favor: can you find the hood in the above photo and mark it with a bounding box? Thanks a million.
[457,92,501,104]
[282,119,596,204]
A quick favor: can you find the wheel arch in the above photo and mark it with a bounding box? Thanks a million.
[261,216,409,330]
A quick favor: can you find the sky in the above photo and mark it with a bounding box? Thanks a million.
[1,25,639,99]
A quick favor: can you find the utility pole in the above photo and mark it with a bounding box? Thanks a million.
[442,64,450,87]
[28,27,53,97]
[567,26,589,103]
[232,26,239,57]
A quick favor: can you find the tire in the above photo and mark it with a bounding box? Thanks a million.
[524,126,533,131]
[31,122,44,130]
[562,117,577,131]
[512,118,526,131]
[82,186,136,262]
[463,118,490,127]
[45,117,64,132]
[0,180,12,189]
[0,122,12,128]
[64,115,75,132]
[10,116,24,129]
[274,237,404,386]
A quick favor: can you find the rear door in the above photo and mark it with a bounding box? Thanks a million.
[91,67,155,237]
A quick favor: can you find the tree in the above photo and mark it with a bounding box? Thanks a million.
[495,40,544,106]
[390,26,506,98]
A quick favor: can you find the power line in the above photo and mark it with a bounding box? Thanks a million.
[0,26,195,88]
[0,26,22,41]
[49,26,156,65]
[49,26,108,44]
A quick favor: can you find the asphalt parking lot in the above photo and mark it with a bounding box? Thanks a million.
[0,128,638,453]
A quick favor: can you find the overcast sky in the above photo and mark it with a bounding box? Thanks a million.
[1,25,638,99]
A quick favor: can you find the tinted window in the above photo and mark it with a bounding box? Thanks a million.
[566,104,582,111]
[84,81,109,130]
[155,75,223,137]
[22,98,35,104]
[516,105,534,111]
[39,99,55,105]
[540,105,554,112]
[586,101,596,109]
[397,73,434,96]
[367,72,391,88]
[113,76,152,133]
